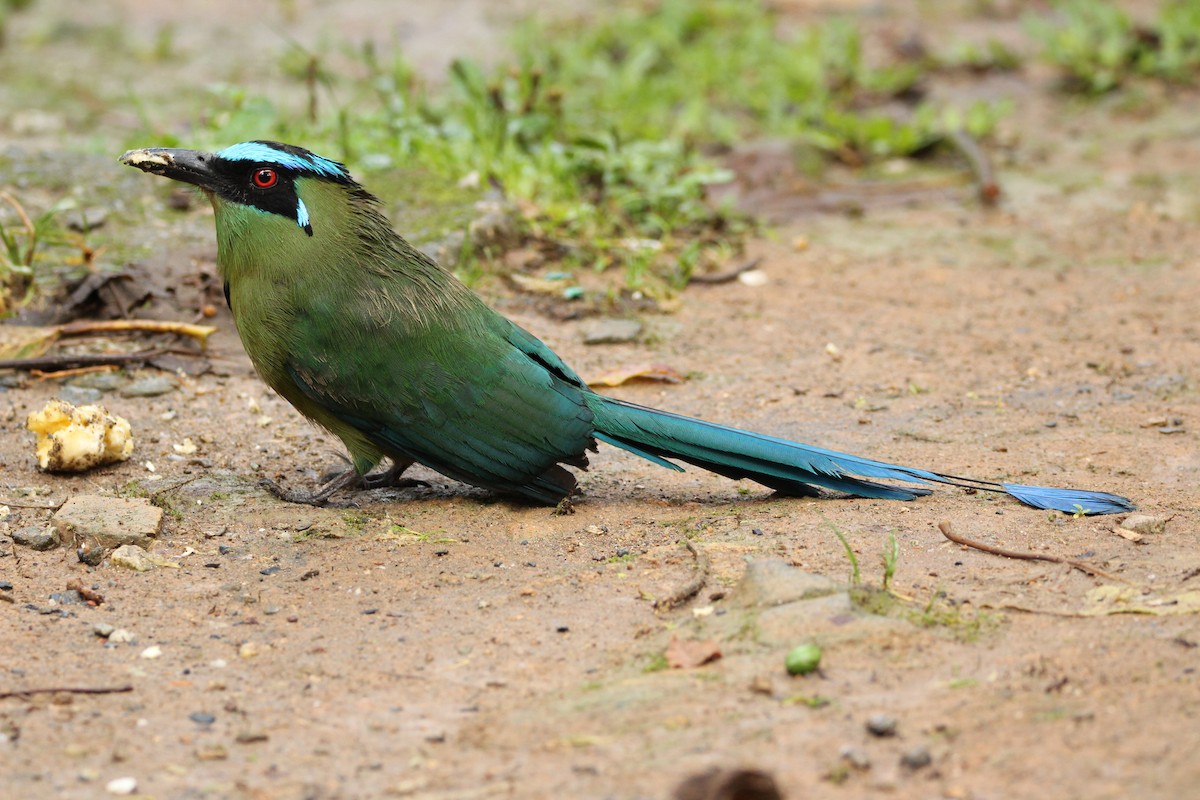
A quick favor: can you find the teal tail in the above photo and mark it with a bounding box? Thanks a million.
[586,395,1134,516]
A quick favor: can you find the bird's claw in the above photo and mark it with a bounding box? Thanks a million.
[258,476,337,506]
[264,459,423,506]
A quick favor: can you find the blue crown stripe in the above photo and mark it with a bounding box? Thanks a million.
[216,142,347,180]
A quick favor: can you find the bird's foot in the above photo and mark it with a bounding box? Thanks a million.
[260,467,360,506]
[355,461,428,492]
[263,460,426,506]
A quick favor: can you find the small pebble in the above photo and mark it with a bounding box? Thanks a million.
[0,581,13,591]
[120,375,177,398]
[12,525,60,551]
[901,745,932,770]
[72,372,124,392]
[839,745,871,770]
[866,713,898,737]
[108,628,136,644]
[65,207,108,232]
[583,318,642,345]
[111,544,157,572]
[78,544,107,566]
[1120,514,1167,536]
[93,623,115,638]
[189,711,216,726]
[139,645,162,659]
[195,744,228,761]
[105,776,137,796]
[57,385,103,405]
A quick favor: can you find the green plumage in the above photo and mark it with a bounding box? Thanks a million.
[119,141,1136,515]
[216,178,596,502]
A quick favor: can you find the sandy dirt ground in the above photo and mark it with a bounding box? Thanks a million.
[1,2,1198,799]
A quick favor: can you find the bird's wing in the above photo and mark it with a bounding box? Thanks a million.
[284,311,596,503]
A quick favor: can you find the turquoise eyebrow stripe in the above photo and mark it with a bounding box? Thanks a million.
[216,142,347,179]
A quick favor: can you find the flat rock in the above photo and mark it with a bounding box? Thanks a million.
[1120,514,1167,536]
[120,375,176,397]
[52,495,163,550]
[12,524,60,551]
[110,544,156,572]
[727,558,840,608]
[584,319,642,345]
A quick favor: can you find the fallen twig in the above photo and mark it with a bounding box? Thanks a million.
[30,365,120,381]
[655,539,709,610]
[947,129,1000,206]
[57,319,217,349]
[938,521,1133,584]
[688,257,763,285]
[0,348,166,372]
[0,684,133,700]
[149,475,202,499]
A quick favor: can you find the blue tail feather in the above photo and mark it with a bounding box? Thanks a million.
[587,395,1134,516]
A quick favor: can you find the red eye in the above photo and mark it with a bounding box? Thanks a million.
[252,168,277,188]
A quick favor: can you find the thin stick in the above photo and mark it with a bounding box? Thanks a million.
[56,319,217,349]
[149,475,202,499]
[947,129,1000,206]
[938,521,1132,584]
[31,365,120,381]
[0,685,133,700]
[0,349,165,372]
[689,257,763,285]
[655,539,709,610]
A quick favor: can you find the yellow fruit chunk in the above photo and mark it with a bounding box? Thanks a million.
[26,399,134,472]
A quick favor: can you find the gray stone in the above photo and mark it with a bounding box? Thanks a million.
[11,525,60,551]
[120,375,176,397]
[468,201,518,249]
[900,745,932,770]
[839,745,871,770]
[728,558,840,608]
[58,385,103,405]
[110,544,156,572]
[584,319,642,345]
[65,208,108,232]
[71,372,124,393]
[866,713,898,738]
[52,495,163,550]
[1120,514,1167,536]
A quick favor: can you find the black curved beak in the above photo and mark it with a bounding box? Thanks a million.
[119,148,220,191]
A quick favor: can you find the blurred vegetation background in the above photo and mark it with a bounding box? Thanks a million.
[2,0,1199,314]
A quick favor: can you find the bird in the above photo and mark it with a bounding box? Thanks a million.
[119,141,1134,515]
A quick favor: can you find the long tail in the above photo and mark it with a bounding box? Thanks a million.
[586,395,1134,515]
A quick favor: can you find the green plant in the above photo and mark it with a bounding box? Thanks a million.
[881,532,899,592]
[0,191,72,314]
[828,523,861,585]
[1028,0,1200,93]
[127,0,1007,300]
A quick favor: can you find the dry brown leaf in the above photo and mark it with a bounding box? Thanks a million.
[0,324,60,360]
[587,363,686,388]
